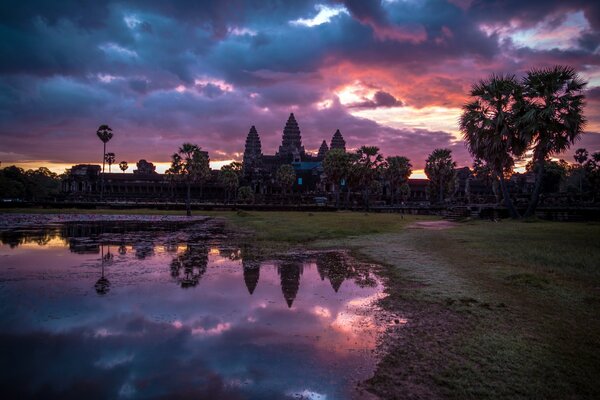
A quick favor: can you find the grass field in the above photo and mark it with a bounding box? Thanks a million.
[3,208,600,398]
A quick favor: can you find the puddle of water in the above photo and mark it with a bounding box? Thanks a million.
[0,221,386,399]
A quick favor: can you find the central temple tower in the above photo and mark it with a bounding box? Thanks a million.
[278,113,305,159]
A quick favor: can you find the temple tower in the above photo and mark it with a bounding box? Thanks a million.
[330,129,346,152]
[243,126,262,173]
[278,113,305,158]
[317,140,329,159]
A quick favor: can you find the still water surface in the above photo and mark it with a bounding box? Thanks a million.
[0,220,386,399]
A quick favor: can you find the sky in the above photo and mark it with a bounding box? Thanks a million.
[1,0,600,177]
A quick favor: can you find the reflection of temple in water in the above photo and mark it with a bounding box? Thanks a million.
[243,266,260,295]
[278,261,304,308]
[241,244,261,295]
[316,252,351,293]
[1,225,364,306]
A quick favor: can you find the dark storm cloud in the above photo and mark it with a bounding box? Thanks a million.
[0,0,598,170]
[348,90,403,109]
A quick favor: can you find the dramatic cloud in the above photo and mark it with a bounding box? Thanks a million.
[0,0,599,173]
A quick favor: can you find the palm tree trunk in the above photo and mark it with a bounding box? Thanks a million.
[439,179,443,203]
[101,142,106,200]
[186,182,191,216]
[524,157,545,218]
[498,173,520,219]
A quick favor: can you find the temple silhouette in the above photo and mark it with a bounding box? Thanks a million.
[60,113,433,202]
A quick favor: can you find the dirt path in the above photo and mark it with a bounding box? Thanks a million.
[408,220,459,230]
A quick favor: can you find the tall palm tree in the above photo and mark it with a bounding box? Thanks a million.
[323,149,351,207]
[519,66,587,217]
[119,161,128,173]
[105,152,116,172]
[425,149,456,204]
[574,148,588,193]
[356,146,383,211]
[383,156,412,206]
[168,143,210,216]
[460,74,526,218]
[96,125,113,200]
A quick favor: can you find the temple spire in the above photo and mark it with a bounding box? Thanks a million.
[243,125,262,174]
[278,113,304,158]
[330,129,346,152]
[317,140,329,159]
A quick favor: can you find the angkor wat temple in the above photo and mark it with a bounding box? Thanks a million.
[61,113,434,203]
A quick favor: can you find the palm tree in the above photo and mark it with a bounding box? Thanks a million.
[220,167,239,204]
[383,156,412,206]
[574,148,589,193]
[105,152,116,172]
[168,143,210,216]
[119,161,128,173]
[459,74,525,218]
[276,164,296,203]
[323,149,351,207]
[425,149,456,204]
[519,66,587,217]
[96,125,113,200]
[356,146,383,210]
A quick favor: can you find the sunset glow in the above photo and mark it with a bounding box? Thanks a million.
[1,0,598,172]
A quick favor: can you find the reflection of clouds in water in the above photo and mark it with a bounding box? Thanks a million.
[0,223,391,399]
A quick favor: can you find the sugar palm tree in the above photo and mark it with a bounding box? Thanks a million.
[105,152,116,172]
[519,66,587,217]
[460,74,526,218]
[425,149,456,203]
[168,143,210,216]
[220,165,240,204]
[356,146,383,210]
[323,149,351,207]
[119,161,128,173]
[574,148,589,193]
[383,156,412,206]
[96,125,113,200]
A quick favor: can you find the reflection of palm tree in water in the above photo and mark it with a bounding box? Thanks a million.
[278,261,303,308]
[316,252,351,293]
[170,245,209,288]
[95,244,111,295]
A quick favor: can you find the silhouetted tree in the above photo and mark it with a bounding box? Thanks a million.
[573,148,589,193]
[119,161,128,173]
[356,146,383,210]
[237,186,254,204]
[460,74,525,218]
[519,66,587,217]
[96,125,113,200]
[220,164,240,204]
[167,143,210,216]
[323,148,351,207]
[276,164,296,202]
[383,156,412,206]
[425,149,456,203]
[105,152,116,173]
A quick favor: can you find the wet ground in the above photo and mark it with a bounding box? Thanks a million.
[0,216,388,399]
